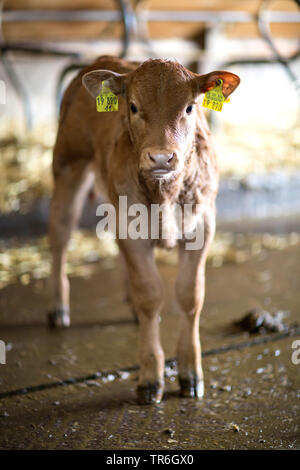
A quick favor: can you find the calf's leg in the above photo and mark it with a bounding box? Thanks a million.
[119,251,139,323]
[175,219,214,398]
[119,239,164,404]
[48,159,93,327]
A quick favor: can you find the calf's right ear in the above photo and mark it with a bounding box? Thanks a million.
[82,69,128,98]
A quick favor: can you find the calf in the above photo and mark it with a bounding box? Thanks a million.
[48,55,240,404]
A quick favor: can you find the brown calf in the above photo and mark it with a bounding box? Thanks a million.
[48,55,240,404]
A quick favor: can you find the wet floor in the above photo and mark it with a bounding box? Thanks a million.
[0,243,299,449]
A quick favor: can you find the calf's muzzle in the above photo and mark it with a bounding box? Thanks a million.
[140,148,178,176]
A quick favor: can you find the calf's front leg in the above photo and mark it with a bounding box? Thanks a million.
[176,219,214,398]
[119,239,164,404]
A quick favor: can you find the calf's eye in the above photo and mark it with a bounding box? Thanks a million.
[130,103,138,114]
[186,105,193,114]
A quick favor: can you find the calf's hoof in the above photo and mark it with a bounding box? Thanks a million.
[179,375,204,399]
[137,381,164,405]
[47,308,70,328]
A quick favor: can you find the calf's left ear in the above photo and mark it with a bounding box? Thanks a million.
[82,69,128,98]
[194,71,240,99]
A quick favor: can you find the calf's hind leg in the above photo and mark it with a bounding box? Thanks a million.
[48,159,93,327]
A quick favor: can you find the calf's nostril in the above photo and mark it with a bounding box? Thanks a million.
[148,153,155,162]
[168,153,175,163]
[147,151,176,166]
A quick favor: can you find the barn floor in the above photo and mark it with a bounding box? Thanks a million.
[0,240,299,450]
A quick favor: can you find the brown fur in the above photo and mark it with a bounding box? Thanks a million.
[49,55,240,403]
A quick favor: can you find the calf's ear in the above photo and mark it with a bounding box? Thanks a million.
[82,69,128,98]
[194,71,240,99]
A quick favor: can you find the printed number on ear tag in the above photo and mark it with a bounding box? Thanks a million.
[202,79,229,112]
[96,81,118,112]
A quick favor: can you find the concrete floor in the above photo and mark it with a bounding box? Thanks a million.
[0,244,299,449]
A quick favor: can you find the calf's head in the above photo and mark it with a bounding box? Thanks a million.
[83,59,240,180]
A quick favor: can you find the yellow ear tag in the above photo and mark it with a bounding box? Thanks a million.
[202,79,229,112]
[96,81,118,112]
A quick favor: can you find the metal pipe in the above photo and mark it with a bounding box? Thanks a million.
[1,52,32,129]
[136,10,299,23]
[0,42,80,57]
[117,0,137,58]
[55,62,88,115]
[3,10,300,23]
[3,10,122,22]
[257,0,300,85]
